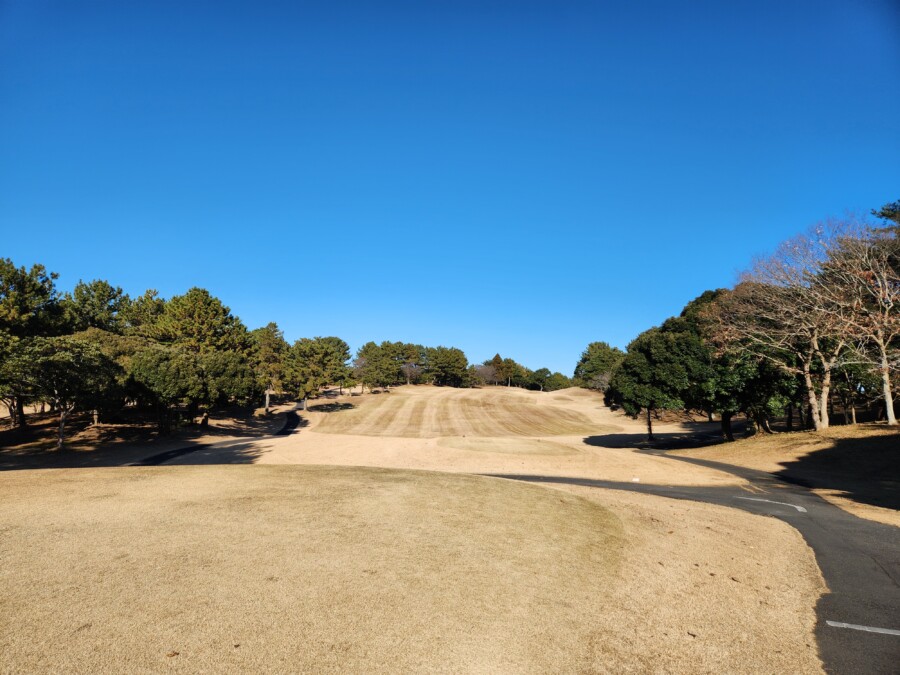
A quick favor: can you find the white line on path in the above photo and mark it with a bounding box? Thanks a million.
[826,621,900,637]
[735,496,807,513]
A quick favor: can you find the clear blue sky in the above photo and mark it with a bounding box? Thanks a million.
[2,1,899,374]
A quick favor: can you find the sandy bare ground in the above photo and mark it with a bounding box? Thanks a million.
[195,386,744,489]
[0,465,824,674]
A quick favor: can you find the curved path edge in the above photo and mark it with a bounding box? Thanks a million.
[487,460,900,675]
[134,409,301,467]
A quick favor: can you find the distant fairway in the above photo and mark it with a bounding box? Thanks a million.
[312,386,607,438]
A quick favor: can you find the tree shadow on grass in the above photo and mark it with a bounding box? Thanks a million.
[148,439,269,465]
[0,411,308,471]
[307,402,356,413]
[774,432,900,512]
[583,420,744,451]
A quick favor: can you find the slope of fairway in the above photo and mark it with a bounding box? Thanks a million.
[312,386,608,438]
[1,465,621,673]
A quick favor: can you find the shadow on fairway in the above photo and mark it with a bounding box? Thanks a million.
[308,402,356,413]
[775,432,900,512]
[0,412,308,471]
[155,440,268,465]
[583,423,726,450]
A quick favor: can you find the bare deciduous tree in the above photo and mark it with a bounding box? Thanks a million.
[819,223,900,424]
[716,224,854,430]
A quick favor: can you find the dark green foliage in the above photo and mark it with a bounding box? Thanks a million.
[130,345,205,430]
[250,323,289,410]
[573,341,625,391]
[287,337,351,401]
[872,199,900,226]
[155,287,250,355]
[608,325,710,439]
[397,343,426,384]
[526,368,571,391]
[424,346,469,387]
[354,341,401,390]
[203,350,259,407]
[130,346,205,406]
[11,336,118,447]
[64,279,127,333]
[119,289,166,336]
[495,356,527,387]
[545,372,572,391]
[0,258,64,337]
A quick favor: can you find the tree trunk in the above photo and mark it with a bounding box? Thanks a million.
[879,346,897,425]
[57,407,68,451]
[802,364,824,431]
[818,383,831,430]
[751,412,773,434]
[851,404,857,425]
[721,412,734,442]
[707,410,714,423]
[786,403,793,431]
[15,397,26,428]
[157,405,171,434]
[264,388,271,415]
[646,407,654,441]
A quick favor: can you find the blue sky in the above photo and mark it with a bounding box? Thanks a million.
[2,0,899,374]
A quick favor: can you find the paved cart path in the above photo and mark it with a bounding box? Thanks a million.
[490,451,900,675]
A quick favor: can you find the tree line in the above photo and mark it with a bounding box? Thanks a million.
[0,263,570,448]
[576,200,900,440]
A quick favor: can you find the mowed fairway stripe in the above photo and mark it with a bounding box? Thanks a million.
[464,394,506,437]
[386,394,419,436]
[314,387,601,438]
[398,398,428,437]
[421,391,442,437]
[373,395,407,435]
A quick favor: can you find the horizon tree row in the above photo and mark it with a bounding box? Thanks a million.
[0,261,570,448]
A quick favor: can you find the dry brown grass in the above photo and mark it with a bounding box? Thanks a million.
[250,387,742,488]
[0,465,824,673]
[676,423,900,527]
[313,386,609,438]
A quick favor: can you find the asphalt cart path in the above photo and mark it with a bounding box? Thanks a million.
[489,454,900,675]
